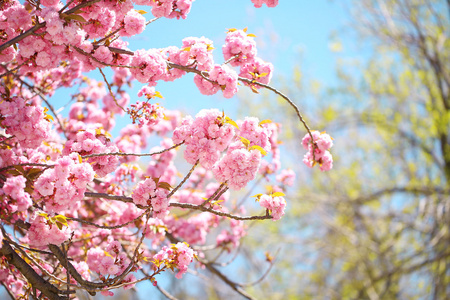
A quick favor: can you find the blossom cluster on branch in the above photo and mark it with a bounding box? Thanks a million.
[0,0,332,299]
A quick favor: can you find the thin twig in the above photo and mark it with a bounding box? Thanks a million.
[167,160,199,198]
[72,46,137,69]
[81,142,183,159]
[98,68,125,112]
[0,163,53,173]
[66,210,148,230]
[84,191,273,221]
[170,202,272,221]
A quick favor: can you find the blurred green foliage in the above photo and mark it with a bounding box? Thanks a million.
[239,0,450,299]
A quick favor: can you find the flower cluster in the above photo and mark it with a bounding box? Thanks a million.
[212,140,262,190]
[34,154,95,212]
[145,0,194,20]
[222,29,257,67]
[1,176,32,221]
[172,109,235,169]
[127,101,164,128]
[0,97,51,149]
[251,0,279,8]
[239,57,274,89]
[26,213,71,247]
[216,219,247,251]
[302,131,334,171]
[131,177,170,218]
[130,49,167,85]
[152,242,196,279]
[276,169,296,186]
[178,37,215,71]
[238,117,273,153]
[63,129,119,177]
[122,9,146,37]
[194,64,238,98]
[257,193,286,221]
[87,241,131,277]
[221,29,274,89]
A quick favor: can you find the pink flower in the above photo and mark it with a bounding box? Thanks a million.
[172,109,236,169]
[92,46,113,65]
[276,169,296,186]
[153,242,195,279]
[149,0,194,19]
[26,213,71,247]
[239,57,274,89]
[122,10,146,37]
[212,143,262,190]
[251,0,279,8]
[132,178,169,218]
[41,0,60,7]
[130,49,167,85]
[209,65,238,98]
[259,194,286,221]
[302,131,334,171]
[222,29,257,67]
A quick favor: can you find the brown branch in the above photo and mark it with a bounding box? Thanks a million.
[98,67,126,112]
[67,209,147,230]
[203,262,255,300]
[72,46,137,69]
[63,0,102,15]
[84,191,133,202]
[353,186,450,204]
[0,0,101,53]
[200,182,227,206]
[0,163,53,173]
[48,244,109,290]
[0,59,32,77]
[1,240,71,300]
[81,142,183,159]
[166,62,315,142]
[170,202,272,221]
[240,248,280,287]
[0,23,46,53]
[83,191,272,221]
[167,160,199,198]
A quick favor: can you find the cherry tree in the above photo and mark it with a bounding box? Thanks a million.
[0,0,333,299]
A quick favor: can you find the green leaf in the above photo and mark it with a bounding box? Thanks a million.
[271,192,285,197]
[158,182,172,191]
[250,145,267,156]
[65,14,88,23]
[55,215,68,226]
[252,193,263,202]
[38,212,49,220]
[259,119,272,126]
[225,117,239,130]
[239,136,250,148]
[136,9,147,14]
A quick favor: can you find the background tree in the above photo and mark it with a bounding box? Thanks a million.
[223,0,450,299]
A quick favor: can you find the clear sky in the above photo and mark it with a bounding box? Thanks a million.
[120,0,351,118]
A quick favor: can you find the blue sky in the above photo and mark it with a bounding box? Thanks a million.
[120,0,351,118]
